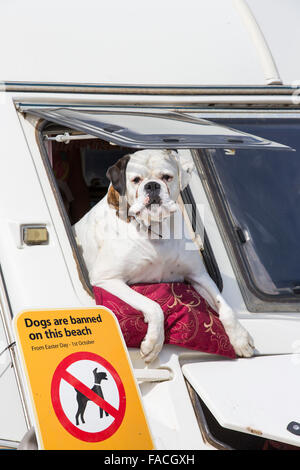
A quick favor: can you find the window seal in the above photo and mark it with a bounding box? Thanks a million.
[195,150,300,312]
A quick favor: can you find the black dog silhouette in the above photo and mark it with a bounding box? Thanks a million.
[75,368,109,425]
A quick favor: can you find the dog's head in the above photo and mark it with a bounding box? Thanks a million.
[93,368,108,383]
[106,149,194,225]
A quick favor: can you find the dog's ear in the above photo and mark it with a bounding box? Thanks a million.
[174,151,195,191]
[106,155,130,196]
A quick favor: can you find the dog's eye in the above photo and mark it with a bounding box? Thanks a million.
[162,174,173,182]
[132,176,142,184]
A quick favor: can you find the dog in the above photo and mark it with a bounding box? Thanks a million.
[75,368,109,425]
[74,149,254,363]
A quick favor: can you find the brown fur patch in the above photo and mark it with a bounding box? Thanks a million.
[107,185,120,211]
[107,186,131,223]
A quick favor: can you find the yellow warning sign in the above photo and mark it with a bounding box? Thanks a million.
[13,307,154,450]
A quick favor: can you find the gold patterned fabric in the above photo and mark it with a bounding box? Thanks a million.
[93,282,236,358]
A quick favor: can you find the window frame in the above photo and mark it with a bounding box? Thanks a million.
[22,105,293,150]
[36,119,93,297]
[35,111,300,312]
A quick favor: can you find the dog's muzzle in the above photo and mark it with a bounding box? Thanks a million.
[128,178,177,224]
[144,181,161,206]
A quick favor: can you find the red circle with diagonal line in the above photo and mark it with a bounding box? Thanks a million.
[51,351,126,442]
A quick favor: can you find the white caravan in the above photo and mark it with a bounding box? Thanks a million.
[0,0,300,450]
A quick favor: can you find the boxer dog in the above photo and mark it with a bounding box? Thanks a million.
[74,149,254,363]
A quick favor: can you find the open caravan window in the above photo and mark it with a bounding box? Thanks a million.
[20,107,292,302]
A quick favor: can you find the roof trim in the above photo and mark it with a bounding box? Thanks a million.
[3,82,300,95]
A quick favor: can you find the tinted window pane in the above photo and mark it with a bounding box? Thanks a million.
[208,120,300,296]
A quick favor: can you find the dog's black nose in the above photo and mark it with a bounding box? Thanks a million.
[144,181,161,192]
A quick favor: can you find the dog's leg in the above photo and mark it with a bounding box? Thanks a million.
[95,279,164,363]
[75,408,80,426]
[99,406,109,418]
[80,401,88,424]
[186,272,254,357]
[75,392,88,425]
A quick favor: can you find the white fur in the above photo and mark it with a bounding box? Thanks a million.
[74,150,254,362]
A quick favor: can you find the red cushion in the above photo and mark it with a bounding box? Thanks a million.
[93,282,236,358]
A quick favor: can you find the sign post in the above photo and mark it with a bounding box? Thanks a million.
[14,307,153,450]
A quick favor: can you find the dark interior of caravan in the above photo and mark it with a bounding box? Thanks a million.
[43,125,131,225]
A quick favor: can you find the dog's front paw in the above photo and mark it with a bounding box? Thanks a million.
[227,322,254,358]
[140,304,165,363]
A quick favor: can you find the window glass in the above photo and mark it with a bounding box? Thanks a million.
[206,119,300,297]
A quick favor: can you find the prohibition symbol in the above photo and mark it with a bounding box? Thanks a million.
[51,351,126,442]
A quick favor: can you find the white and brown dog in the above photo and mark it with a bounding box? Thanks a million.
[74,149,254,363]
